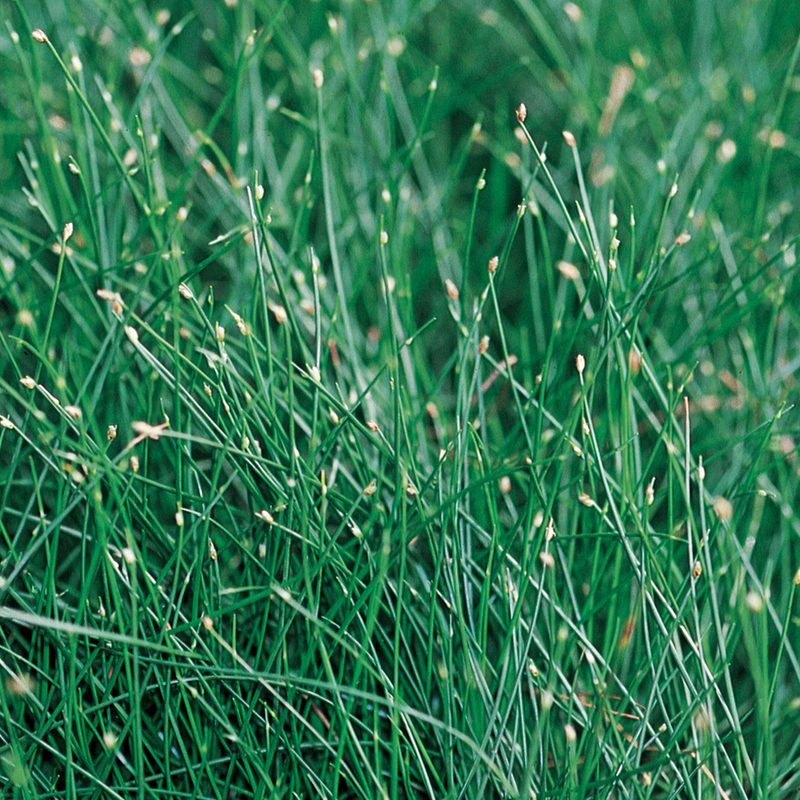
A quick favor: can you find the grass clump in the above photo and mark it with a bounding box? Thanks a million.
[1,1,800,798]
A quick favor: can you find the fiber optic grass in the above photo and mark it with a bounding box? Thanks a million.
[1,1,800,798]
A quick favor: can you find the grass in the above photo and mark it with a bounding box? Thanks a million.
[1,0,800,797]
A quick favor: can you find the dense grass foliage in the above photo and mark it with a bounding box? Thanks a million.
[1,0,799,798]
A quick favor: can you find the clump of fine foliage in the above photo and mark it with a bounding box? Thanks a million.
[1,1,799,798]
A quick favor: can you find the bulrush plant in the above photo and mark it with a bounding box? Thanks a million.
[1,2,800,799]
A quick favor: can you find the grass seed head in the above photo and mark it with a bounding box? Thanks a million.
[713,496,733,522]
[5,673,36,697]
[745,590,763,612]
[557,260,580,280]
